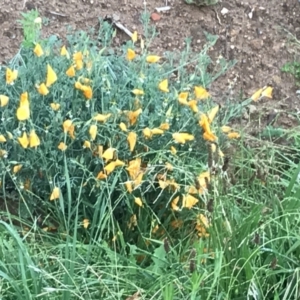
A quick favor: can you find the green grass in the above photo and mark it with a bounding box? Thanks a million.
[0,9,300,300]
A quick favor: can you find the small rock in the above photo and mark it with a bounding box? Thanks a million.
[151,12,161,21]
[221,8,229,15]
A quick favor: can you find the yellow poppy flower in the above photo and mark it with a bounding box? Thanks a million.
[251,88,263,102]
[221,125,232,133]
[0,135,6,142]
[207,105,219,123]
[127,108,142,126]
[89,124,97,141]
[194,86,210,100]
[151,128,164,135]
[75,81,84,90]
[46,64,57,87]
[172,132,194,144]
[227,132,240,139]
[29,130,40,148]
[171,196,180,211]
[102,147,115,162]
[20,92,29,107]
[203,131,218,142]
[104,161,116,175]
[16,106,30,121]
[126,158,141,179]
[58,142,67,151]
[60,45,69,58]
[261,86,273,98]
[73,51,83,61]
[50,187,60,201]
[36,83,49,95]
[63,120,73,132]
[83,140,91,149]
[127,131,137,152]
[131,31,138,42]
[50,103,60,111]
[159,123,170,130]
[158,79,169,93]
[18,132,29,148]
[82,218,90,229]
[82,85,93,99]
[143,127,152,139]
[134,197,143,207]
[13,164,22,174]
[0,95,9,107]
[182,194,199,209]
[64,65,75,77]
[93,113,111,122]
[188,100,198,113]
[96,171,107,180]
[146,55,161,63]
[119,122,127,132]
[178,92,189,105]
[6,68,18,85]
[132,89,144,96]
[126,48,136,61]
[34,43,44,57]
[75,59,83,70]
[124,181,133,193]
[170,146,177,155]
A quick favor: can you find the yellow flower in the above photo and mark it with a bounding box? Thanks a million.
[82,85,93,99]
[151,128,164,135]
[36,83,49,95]
[93,113,111,122]
[34,43,44,57]
[89,124,97,141]
[20,92,29,107]
[124,181,133,193]
[221,125,232,133]
[194,86,210,100]
[127,108,142,126]
[159,123,170,130]
[158,79,169,93]
[131,31,138,42]
[46,64,57,87]
[60,45,69,58]
[178,92,189,105]
[165,162,173,171]
[50,187,60,201]
[182,194,199,209]
[6,68,18,85]
[143,127,152,139]
[171,196,180,211]
[261,86,273,98]
[75,81,84,90]
[83,140,91,149]
[134,197,143,207]
[170,146,177,155]
[96,171,107,180]
[13,164,22,174]
[0,95,9,107]
[126,48,136,61]
[50,103,60,111]
[75,59,83,70]
[188,100,198,113]
[29,130,40,148]
[58,142,67,151]
[132,89,144,96]
[207,105,219,123]
[6,132,13,139]
[119,122,127,132]
[251,88,263,102]
[127,131,137,152]
[16,106,30,121]
[203,131,217,142]
[73,51,83,61]
[66,65,76,77]
[172,132,194,144]
[0,135,6,142]
[63,120,73,132]
[82,218,90,229]
[227,132,240,139]
[18,132,29,148]
[102,147,115,162]
[146,55,161,63]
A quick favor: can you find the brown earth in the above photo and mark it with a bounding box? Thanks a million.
[1,0,300,132]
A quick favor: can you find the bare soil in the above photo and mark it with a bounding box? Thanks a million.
[1,0,300,131]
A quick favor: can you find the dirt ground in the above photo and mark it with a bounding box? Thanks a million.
[0,0,300,129]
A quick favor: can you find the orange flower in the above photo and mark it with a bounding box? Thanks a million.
[178,92,189,105]
[58,142,67,151]
[127,108,142,126]
[66,65,76,77]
